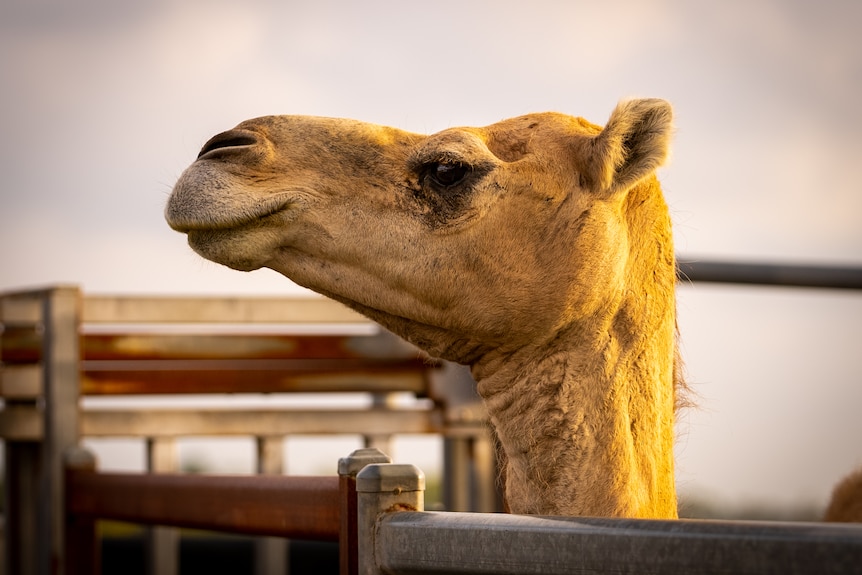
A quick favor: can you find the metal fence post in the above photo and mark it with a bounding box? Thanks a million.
[145,437,179,575]
[255,435,287,575]
[41,286,82,575]
[356,463,424,575]
[63,446,98,575]
[338,448,392,575]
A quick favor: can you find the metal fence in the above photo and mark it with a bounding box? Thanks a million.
[352,259,862,575]
[3,259,862,575]
[356,462,862,575]
[0,287,495,575]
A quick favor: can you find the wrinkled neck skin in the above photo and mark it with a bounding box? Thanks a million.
[472,273,678,519]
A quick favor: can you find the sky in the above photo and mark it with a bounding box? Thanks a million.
[1,0,861,513]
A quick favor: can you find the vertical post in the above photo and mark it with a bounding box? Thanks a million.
[364,393,396,455]
[255,436,287,575]
[443,437,470,511]
[39,287,82,575]
[64,447,98,575]
[472,431,501,513]
[5,442,41,575]
[337,448,392,575]
[146,438,178,575]
[444,433,503,513]
[356,463,424,575]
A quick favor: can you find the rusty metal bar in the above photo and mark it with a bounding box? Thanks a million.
[2,330,435,367]
[66,469,341,541]
[3,330,437,396]
[677,260,862,290]
[0,324,42,364]
[79,361,430,395]
[78,331,423,361]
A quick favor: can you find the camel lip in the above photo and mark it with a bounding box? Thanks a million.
[166,195,295,234]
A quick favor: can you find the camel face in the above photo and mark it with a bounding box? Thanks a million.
[167,101,672,364]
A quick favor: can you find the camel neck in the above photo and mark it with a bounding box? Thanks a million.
[472,316,678,518]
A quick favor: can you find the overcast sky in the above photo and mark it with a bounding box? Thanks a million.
[1,0,861,512]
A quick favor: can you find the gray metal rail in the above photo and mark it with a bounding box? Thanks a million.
[373,511,862,575]
[357,462,862,575]
[677,259,862,290]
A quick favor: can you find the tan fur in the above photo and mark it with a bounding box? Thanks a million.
[824,467,862,522]
[166,99,679,518]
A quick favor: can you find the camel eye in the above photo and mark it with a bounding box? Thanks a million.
[427,162,469,188]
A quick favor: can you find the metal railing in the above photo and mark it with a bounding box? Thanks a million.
[677,259,862,290]
[356,462,862,575]
[1,287,495,575]
[62,449,862,575]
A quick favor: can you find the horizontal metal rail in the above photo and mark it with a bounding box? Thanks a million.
[1,328,437,396]
[78,359,431,395]
[0,406,447,441]
[0,292,369,324]
[677,260,862,290]
[374,511,862,575]
[66,468,341,541]
[79,407,442,437]
[1,331,424,363]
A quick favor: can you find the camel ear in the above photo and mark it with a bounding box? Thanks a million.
[581,99,673,195]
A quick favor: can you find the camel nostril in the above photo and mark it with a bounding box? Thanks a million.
[197,130,259,159]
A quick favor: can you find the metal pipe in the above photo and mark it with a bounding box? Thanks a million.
[374,511,862,575]
[677,260,862,290]
[65,470,341,541]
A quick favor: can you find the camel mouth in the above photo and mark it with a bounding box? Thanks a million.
[166,194,295,234]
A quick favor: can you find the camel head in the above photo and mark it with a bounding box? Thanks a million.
[166,100,674,366]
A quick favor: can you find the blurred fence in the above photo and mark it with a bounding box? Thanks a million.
[2,259,862,574]
[0,287,495,575]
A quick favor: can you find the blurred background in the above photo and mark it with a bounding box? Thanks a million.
[1,0,861,519]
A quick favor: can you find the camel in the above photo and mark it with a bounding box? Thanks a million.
[165,99,681,518]
[824,467,862,522]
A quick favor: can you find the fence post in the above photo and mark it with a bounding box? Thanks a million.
[337,448,392,575]
[355,463,424,575]
[255,435,287,575]
[41,286,82,575]
[63,446,98,575]
[145,437,179,575]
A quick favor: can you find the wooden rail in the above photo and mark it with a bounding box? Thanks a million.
[1,287,495,575]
